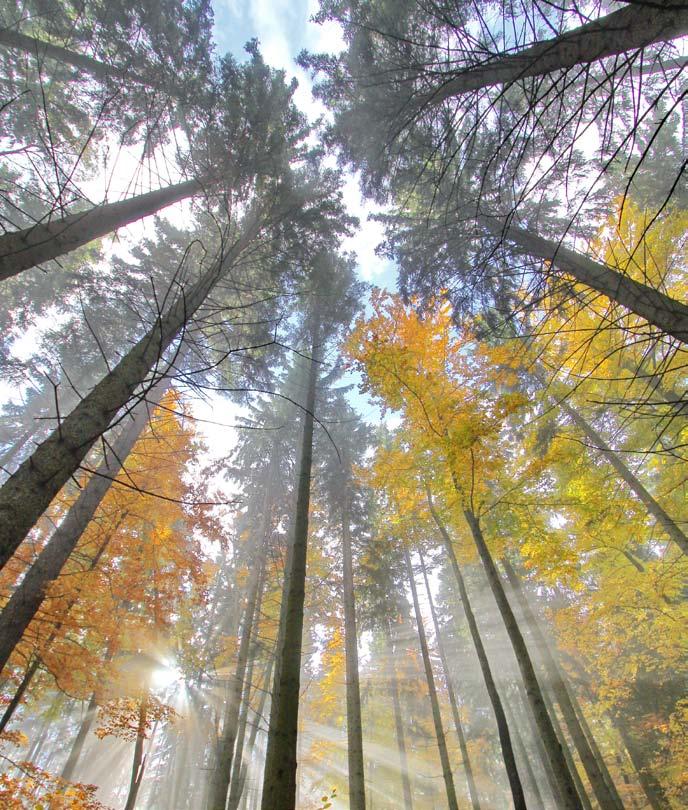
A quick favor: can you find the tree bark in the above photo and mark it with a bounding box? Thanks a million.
[418,549,481,810]
[383,617,414,810]
[502,557,625,810]
[404,547,459,810]
[60,692,98,781]
[124,694,149,810]
[0,657,40,733]
[259,323,319,810]
[0,179,205,281]
[341,487,366,810]
[0,384,165,674]
[0,212,260,570]
[428,1,688,105]
[424,486,527,810]
[484,217,688,344]
[502,699,547,810]
[555,395,688,554]
[461,506,583,810]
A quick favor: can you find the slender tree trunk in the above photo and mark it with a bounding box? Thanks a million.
[461,506,583,810]
[341,487,366,810]
[0,178,205,281]
[226,639,259,810]
[0,657,40,733]
[555,396,688,554]
[502,699,546,810]
[418,549,481,810]
[61,692,98,781]
[424,486,527,810]
[0,212,260,570]
[383,618,413,810]
[259,324,319,810]
[209,542,268,810]
[124,695,149,810]
[502,557,625,810]
[0,382,166,674]
[0,27,156,85]
[404,547,459,810]
[484,217,688,344]
[0,427,33,473]
[428,1,688,104]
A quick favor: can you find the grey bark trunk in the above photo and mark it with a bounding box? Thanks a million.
[502,699,546,810]
[555,396,688,554]
[428,2,688,104]
[502,557,625,810]
[424,486,527,810]
[0,179,204,281]
[0,213,259,569]
[418,548,481,810]
[259,324,319,810]
[484,217,688,344]
[0,384,165,674]
[341,489,366,810]
[61,692,98,781]
[461,506,583,810]
[383,618,414,810]
[404,547,459,810]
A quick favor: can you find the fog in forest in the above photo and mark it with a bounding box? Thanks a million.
[0,1,686,808]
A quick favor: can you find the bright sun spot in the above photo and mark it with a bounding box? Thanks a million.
[152,661,182,690]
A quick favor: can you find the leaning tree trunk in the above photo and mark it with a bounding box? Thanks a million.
[502,556,625,810]
[554,395,688,555]
[0,178,207,281]
[0,657,40,733]
[259,323,319,810]
[461,504,584,810]
[427,1,688,104]
[483,216,688,344]
[0,382,166,674]
[404,547,460,810]
[502,697,547,810]
[425,486,527,810]
[341,485,366,810]
[0,27,159,86]
[0,212,260,570]
[418,549,481,810]
[61,692,98,782]
[383,617,414,810]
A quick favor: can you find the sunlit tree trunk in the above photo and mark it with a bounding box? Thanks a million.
[0,179,206,281]
[425,486,527,810]
[460,504,583,810]
[0,381,166,674]
[124,694,149,810]
[502,557,625,810]
[428,2,688,104]
[418,549,481,810]
[61,692,98,781]
[484,217,688,344]
[554,397,688,555]
[404,547,460,810]
[383,617,413,810]
[341,484,366,810]
[502,697,546,810]
[0,213,259,570]
[260,321,319,810]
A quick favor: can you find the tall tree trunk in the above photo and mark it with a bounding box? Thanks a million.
[484,216,688,344]
[461,505,583,810]
[341,485,366,810]
[418,549,481,810]
[0,657,40,733]
[428,2,688,104]
[124,694,149,810]
[61,692,98,781]
[502,698,546,810]
[0,382,166,674]
[403,547,459,810]
[554,395,688,554]
[0,27,157,86]
[502,557,625,810]
[259,324,319,810]
[424,486,527,810]
[209,540,268,810]
[0,178,205,281]
[383,617,413,810]
[0,212,260,569]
